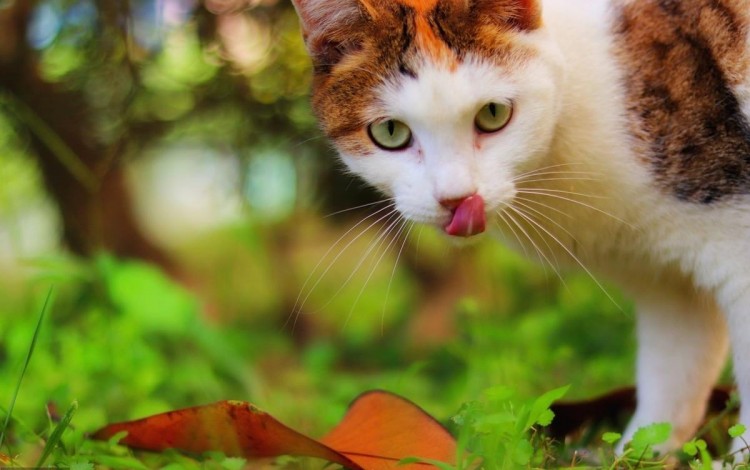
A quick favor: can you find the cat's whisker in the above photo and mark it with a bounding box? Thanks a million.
[343,213,407,330]
[513,162,591,180]
[497,207,565,284]
[516,187,609,199]
[508,205,623,312]
[314,210,402,319]
[512,198,581,247]
[515,176,600,185]
[381,220,414,335]
[416,224,425,260]
[290,134,327,149]
[324,198,396,218]
[515,189,636,229]
[513,195,574,219]
[287,203,397,330]
[507,206,564,274]
[513,170,602,183]
[494,209,531,260]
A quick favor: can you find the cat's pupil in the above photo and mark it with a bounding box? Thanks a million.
[388,120,395,136]
[489,103,497,117]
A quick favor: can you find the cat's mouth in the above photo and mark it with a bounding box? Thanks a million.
[443,194,486,237]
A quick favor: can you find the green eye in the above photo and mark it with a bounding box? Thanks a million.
[368,119,412,150]
[475,102,512,133]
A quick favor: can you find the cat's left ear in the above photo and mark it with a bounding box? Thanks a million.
[472,0,542,30]
[290,0,362,44]
[290,0,367,69]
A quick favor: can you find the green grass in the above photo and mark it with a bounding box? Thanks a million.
[0,227,740,469]
[0,286,53,451]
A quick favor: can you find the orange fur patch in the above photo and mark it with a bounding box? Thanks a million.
[397,0,459,66]
[399,0,440,13]
[414,14,456,65]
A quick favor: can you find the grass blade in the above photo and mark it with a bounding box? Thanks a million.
[0,286,54,449]
[36,401,78,467]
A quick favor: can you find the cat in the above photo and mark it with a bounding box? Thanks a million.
[290,0,750,457]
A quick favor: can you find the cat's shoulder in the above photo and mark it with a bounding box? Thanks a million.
[607,0,750,204]
[609,0,750,76]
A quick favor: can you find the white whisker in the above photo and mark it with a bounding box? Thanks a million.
[316,210,402,318]
[500,207,565,284]
[287,203,397,330]
[290,134,326,149]
[512,198,580,247]
[343,214,406,329]
[513,170,601,183]
[516,176,599,185]
[324,198,396,218]
[507,206,563,274]
[508,205,623,311]
[416,224,425,260]
[513,162,590,180]
[516,189,636,229]
[381,220,414,335]
[495,210,531,260]
[513,195,574,220]
[517,187,608,199]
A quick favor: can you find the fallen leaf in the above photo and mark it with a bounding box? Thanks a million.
[92,400,361,468]
[321,390,458,469]
[92,391,460,469]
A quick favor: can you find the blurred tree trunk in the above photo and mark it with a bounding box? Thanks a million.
[0,0,179,276]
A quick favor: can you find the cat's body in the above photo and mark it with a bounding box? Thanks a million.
[291,0,750,454]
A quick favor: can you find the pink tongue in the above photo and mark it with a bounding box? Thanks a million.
[444,195,486,237]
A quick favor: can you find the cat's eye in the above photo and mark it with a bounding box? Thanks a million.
[368,119,412,150]
[475,102,512,133]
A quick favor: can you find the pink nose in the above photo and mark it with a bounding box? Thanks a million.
[442,194,486,237]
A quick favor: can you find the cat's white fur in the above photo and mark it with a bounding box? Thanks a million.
[336,0,750,454]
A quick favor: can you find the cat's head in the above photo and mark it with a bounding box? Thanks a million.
[292,0,564,237]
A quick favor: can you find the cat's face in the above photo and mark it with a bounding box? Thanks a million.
[293,0,564,237]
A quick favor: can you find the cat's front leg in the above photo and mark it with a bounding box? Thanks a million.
[719,285,750,461]
[616,287,729,455]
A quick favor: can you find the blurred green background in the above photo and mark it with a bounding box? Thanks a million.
[0,0,638,467]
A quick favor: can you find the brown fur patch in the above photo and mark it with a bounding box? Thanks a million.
[614,0,750,203]
[304,0,542,156]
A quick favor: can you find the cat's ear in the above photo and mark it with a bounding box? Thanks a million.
[290,0,368,70]
[290,0,360,41]
[472,0,542,30]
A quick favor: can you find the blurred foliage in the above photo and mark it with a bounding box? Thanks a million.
[0,248,643,467]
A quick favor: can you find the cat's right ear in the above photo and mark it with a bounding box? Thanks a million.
[290,0,365,70]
